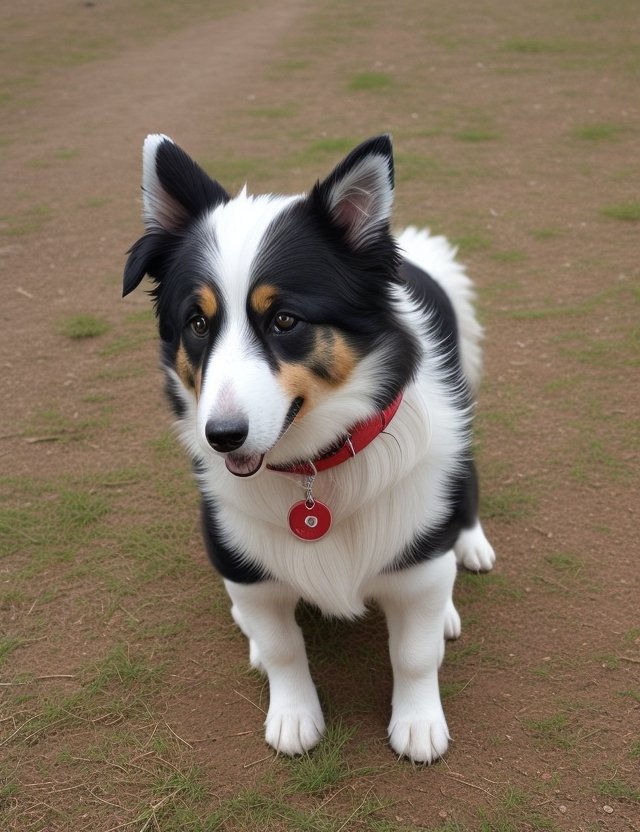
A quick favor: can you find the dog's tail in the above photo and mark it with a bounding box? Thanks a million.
[396,226,483,395]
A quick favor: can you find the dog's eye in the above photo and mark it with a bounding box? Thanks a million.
[189,315,209,337]
[273,313,297,333]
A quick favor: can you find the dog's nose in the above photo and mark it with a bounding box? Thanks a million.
[205,418,249,453]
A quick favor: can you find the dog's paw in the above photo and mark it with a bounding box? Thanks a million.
[265,706,325,756]
[454,523,496,572]
[388,710,450,763]
[443,599,461,640]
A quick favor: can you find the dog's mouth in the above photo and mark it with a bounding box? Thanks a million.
[224,397,304,478]
[225,453,265,478]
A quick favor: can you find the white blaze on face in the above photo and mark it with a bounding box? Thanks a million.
[195,190,300,460]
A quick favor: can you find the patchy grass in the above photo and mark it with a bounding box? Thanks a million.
[523,712,586,751]
[601,201,640,221]
[502,37,576,55]
[596,777,640,803]
[348,71,396,92]
[481,482,536,521]
[453,230,493,253]
[203,786,405,832]
[284,722,360,794]
[57,313,110,339]
[477,786,558,831]
[0,204,51,236]
[543,552,585,579]
[0,477,111,577]
[455,129,501,142]
[492,249,527,263]
[21,406,109,444]
[4,644,163,745]
[572,123,625,142]
[0,637,22,668]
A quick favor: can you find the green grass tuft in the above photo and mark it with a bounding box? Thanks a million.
[57,314,110,339]
[502,37,570,55]
[544,552,585,578]
[0,636,22,667]
[601,202,640,221]
[572,123,624,142]
[596,777,640,802]
[348,71,396,92]
[285,721,358,794]
[481,483,535,521]
[477,785,558,831]
[455,129,500,142]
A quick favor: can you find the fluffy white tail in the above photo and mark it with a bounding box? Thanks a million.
[396,226,483,394]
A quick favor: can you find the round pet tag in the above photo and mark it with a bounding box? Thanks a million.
[288,499,332,541]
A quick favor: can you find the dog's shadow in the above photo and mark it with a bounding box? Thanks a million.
[295,601,392,722]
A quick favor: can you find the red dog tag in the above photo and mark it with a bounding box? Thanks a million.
[288,499,332,541]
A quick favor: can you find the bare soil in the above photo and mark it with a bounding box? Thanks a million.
[1,1,638,831]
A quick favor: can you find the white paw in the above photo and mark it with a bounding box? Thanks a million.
[454,523,496,572]
[265,706,325,756]
[443,599,461,640]
[388,710,450,763]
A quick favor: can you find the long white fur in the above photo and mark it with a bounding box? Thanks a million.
[147,140,495,762]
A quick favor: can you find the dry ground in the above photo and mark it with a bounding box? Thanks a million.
[1,1,639,830]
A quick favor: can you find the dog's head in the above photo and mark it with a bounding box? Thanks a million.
[123,136,421,475]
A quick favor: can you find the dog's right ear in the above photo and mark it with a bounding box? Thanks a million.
[123,135,230,296]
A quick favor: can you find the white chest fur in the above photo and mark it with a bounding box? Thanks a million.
[188,376,468,618]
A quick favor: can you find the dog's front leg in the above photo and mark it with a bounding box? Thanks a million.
[376,550,457,763]
[224,579,325,756]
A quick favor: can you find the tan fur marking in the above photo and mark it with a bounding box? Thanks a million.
[309,328,356,385]
[278,364,325,417]
[198,285,218,319]
[278,328,357,416]
[176,343,196,391]
[251,284,278,315]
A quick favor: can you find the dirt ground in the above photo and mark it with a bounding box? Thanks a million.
[1,1,639,830]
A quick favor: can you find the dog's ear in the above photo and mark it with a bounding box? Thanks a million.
[141,134,229,233]
[311,134,394,249]
[123,136,230,297]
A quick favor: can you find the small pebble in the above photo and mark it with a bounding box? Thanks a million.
[603,805,614,814]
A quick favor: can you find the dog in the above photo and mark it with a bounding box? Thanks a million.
[123,134,495,763]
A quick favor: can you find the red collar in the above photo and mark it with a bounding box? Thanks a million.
[267,393,403,477]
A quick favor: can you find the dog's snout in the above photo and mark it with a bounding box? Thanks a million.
[205,417,249,453]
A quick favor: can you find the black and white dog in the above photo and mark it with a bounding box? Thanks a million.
[123,135,495,762]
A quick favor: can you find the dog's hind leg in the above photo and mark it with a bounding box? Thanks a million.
[443,595,461,641]
[224,579,325,756]
[453,458,496,572]
[455,520,495,572]
[374,551,456,763]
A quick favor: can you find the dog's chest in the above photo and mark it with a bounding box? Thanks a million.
[197,446,450,617]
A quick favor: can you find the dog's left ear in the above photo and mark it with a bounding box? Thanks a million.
[141,134,230,234]
[311,134,394,249]
[123,135,230,297]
